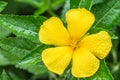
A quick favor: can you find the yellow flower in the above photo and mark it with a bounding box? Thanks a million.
[39,8,112,78]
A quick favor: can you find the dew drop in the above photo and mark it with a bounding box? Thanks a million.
[102,35,105,38]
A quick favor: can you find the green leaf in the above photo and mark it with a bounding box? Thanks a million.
[61,0,70,23]
[92,0,120,29]
[0,37,36,64]
[0,51,10,65]
[0,15,46,43]
[92,0,103,5]
[64,60,113,80]
[16,0,41,8]
[70,0,93,10]
[0,26,10,39]
[0,70,11,80]
[34,0,65,15]
[6,69,26,80]
[17,0,65,15]
[0,37,48,75]
[111,63,120,80]
[16,44,48,75]
[0,1,7,12]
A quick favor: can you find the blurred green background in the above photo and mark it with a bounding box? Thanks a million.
[0,0,120,80]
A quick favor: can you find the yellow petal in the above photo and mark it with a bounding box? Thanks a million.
[79,31,112,59]
[42,46,73,75]
[72,48,99,78]
[66,8,95,42]
[39,17,70,46]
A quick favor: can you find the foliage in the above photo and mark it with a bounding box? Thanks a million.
[0,70,10,80]
[0,0,120,80]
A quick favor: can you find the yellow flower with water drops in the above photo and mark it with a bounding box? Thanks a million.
[39,8,112,78]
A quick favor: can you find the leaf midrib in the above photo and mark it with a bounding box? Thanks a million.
[89,0,93,10]
[0,42,30,52]
[79,0,93,10]
[78,0,82,8]
[93,0,120,28]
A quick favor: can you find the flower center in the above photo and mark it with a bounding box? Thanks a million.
[70,39,80,49]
